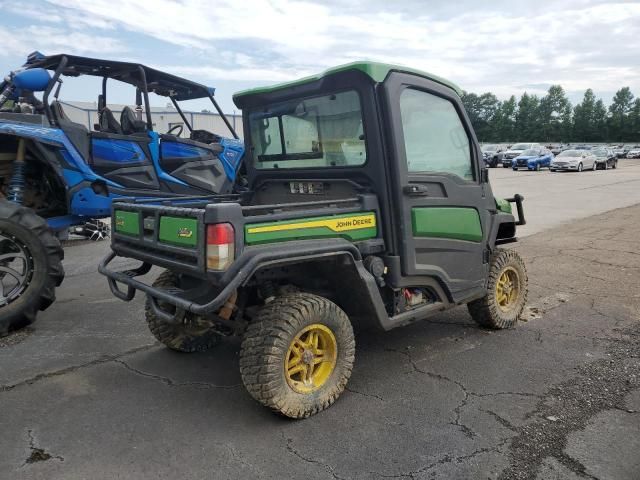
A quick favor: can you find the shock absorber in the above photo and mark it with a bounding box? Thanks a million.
[7,138,27,205]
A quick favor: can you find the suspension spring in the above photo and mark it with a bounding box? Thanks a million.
[7,139,27,205]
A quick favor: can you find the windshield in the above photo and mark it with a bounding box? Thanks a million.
[511,143,530,150]
[248,90,366,169]
[521,149,539,156]
[592,149,607,157]
[558,150,582,157]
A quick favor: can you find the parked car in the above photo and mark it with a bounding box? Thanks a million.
[626,146,640,158]
[512,147,554,171]
[612,146,626,158]
[573,144,592,150]
[481,144,504,167]
[501,142,540,167]
[592,147,618,169]
[550,149,598,172]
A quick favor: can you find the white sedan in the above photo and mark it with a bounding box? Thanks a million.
[550,150,598,172]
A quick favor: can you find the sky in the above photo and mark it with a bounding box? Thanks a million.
[1,0,639,113]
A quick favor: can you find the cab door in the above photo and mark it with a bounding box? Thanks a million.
[382,72,495,302]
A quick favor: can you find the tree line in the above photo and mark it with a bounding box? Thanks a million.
[461,86,640,144]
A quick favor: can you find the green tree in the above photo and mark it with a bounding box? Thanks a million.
[489,96,517,142]
[461,91,500,142]
[538,85,571,142]
[608,87,634,141]
[593,99,608,141]
[627,98,640,142]
[573,89,598,142]
[515,93,540,141]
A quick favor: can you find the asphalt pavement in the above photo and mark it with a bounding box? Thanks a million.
[1,161,639,479]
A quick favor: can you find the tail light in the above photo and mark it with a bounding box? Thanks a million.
[206,223,235,270]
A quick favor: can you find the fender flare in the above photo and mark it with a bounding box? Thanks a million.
[488,212,517,247]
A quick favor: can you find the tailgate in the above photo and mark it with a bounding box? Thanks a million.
[112,202,206,274]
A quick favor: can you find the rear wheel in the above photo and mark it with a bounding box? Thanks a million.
[0,200,64,336]
[240,293,355,419]
[145,270,220,352]
[468,249,528,329]
[612,160,617,169]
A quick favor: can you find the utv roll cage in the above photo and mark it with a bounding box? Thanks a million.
[0,51,238,139]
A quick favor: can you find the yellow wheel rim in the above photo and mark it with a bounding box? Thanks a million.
[495,266,520,312]
[285,324,337,394]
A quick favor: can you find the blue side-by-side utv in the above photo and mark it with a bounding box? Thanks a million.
[0,52,245,334]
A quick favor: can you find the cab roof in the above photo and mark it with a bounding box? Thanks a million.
[25,52,215,101]
[233,61,463,105]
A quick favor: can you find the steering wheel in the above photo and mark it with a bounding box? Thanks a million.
[167,124,183,137]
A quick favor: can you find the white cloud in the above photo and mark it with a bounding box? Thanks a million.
[0,25,127,58]
[6,0,640,100]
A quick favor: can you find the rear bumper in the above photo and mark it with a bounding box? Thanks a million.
[99,239,363,323]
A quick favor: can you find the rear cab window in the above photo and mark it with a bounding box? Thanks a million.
[248,90,366,169]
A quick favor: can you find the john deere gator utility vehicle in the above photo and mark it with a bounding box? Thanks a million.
[0,52,244,335]
[100,62,527,418]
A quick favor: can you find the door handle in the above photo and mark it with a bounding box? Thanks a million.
[403,184,429,196]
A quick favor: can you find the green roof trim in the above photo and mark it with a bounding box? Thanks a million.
[233,61,463,101]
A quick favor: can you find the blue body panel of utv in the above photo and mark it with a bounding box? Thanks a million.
[0,121,244,231]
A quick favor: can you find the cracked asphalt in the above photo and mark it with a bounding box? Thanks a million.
[1,161,640,479]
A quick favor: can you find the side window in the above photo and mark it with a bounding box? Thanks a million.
[399,88,474,180]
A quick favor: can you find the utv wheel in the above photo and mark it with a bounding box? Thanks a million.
[468,249,528,329]
[0,200,64,336]
[239,293,355,419]
[145,270,220,352]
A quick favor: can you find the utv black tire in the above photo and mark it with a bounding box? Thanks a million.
[0,200,64,336]
[239,293,355,419]
[468,249,528,329]
[145,270,220,352]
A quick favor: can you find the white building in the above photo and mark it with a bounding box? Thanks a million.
[59,101,243,139]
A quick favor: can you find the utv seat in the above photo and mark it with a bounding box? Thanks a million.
[50,100,91,161]
[120,106,148,135]
[97,94,123,134]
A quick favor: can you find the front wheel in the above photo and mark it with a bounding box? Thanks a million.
[468,249,528,329]
[0,201,64,335]
[592,162,597,171]
[578,163,583,172]
[240,293,355,419]
[535,163,541,171]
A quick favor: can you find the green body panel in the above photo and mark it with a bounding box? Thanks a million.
[233,61,462,103]
[495,198,512,214]
[114,210,140,236]
[158,216,198,247]
[411,207,483,242]
[245,212,377,245]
